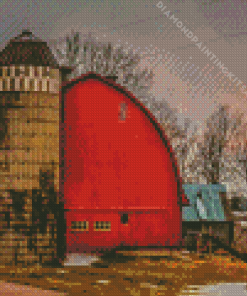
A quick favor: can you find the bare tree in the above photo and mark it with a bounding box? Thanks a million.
[219,107,247,204]
[50,30,195,155]
[179,104,247,209]
[49,30,155,100]
[143,98,204,185]
[170,104,247,188]
[199,104,241,184]
[224,123,247,206]
[178,128,207,184]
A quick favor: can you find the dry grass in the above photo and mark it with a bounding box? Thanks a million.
[0,249,246,296]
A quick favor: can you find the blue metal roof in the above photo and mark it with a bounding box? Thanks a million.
[182,184,227,221]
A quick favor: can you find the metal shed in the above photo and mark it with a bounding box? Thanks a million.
[182,184,234,252]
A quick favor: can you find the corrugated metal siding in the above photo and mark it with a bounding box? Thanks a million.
[182,184,226,221]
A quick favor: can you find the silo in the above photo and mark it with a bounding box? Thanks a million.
[0,30,72,266]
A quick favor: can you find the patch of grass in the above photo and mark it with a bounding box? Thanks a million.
[0,250,246,296]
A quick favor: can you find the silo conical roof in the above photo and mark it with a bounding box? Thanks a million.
[0,29,60,67]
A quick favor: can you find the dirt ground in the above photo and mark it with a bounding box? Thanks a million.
[0,280,66,296]
[0,249,246,296]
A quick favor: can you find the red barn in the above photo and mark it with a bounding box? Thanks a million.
[59,73,189,254]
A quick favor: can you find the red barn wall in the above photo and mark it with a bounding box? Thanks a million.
[60,74,183,253]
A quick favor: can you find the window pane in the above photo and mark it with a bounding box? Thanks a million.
[71,221,89,231]
[94,221,111,231]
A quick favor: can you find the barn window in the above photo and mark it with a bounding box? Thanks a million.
[0,69,2,76]
[70,221,89,231]
[6,68,11,76]
[119,102,127,121]
[121,214,128,224]
[94,221,111,231]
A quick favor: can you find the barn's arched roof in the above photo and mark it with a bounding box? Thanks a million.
[60,72,189,207]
